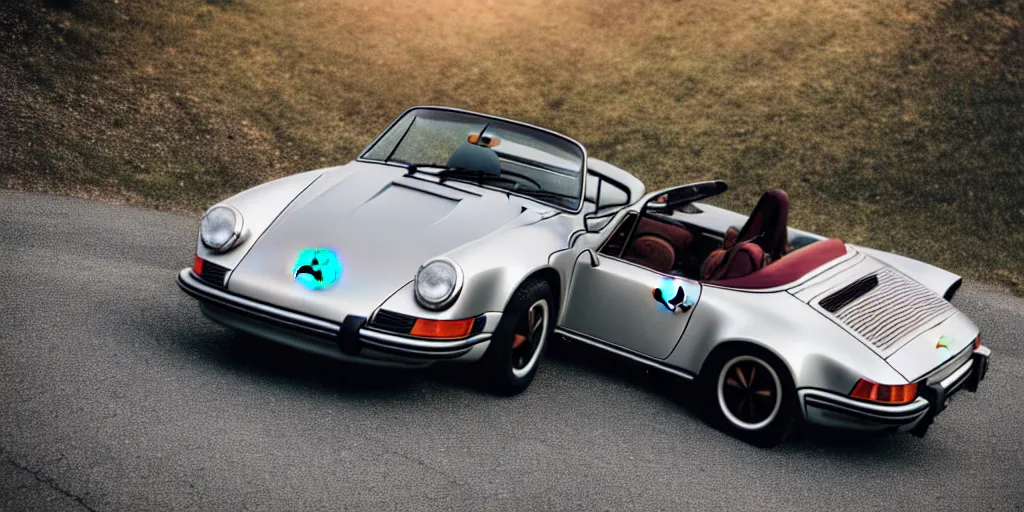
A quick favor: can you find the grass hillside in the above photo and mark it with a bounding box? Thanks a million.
[1,0,1021,293]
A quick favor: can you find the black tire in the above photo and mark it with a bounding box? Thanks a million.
[699,344,796,447]
[478,278,555,396]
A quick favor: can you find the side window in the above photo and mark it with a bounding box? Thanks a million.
[585,173,630,214]
[599,212,638,258]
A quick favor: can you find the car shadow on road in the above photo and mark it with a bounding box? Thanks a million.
[544,337,939,460]
[165,319,937,459]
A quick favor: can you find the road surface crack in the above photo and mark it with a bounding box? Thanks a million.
[1,448,99,512]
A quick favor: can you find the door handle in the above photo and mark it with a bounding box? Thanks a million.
[653,286,691,313]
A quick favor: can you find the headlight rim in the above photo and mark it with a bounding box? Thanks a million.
[200,204,246,253]
[414,257,464,311]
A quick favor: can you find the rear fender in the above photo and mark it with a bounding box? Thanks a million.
[855,246,962,301]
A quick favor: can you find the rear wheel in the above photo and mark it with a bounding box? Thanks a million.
[478,278,553,396]
[701,346,795,447]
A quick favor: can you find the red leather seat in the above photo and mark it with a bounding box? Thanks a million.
[701,242,766,280]
[702,189,790,280]
[624,217,694,273]
[707,238,848,289]
[625,236,676,273]
[737,189,790,261]
[635,217,693,255]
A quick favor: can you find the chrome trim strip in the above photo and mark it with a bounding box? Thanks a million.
[177,269,340,335]
[359,328,491,350]
[940,358,974,390]
[555,327,695,381]
[921,343,974,384]
[799,388,930,416]
[803,396,928,425]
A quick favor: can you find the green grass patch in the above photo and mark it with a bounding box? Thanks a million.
[1,0,1021,293]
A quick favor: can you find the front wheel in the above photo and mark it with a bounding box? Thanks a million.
[701,347,796,447]
[478,278,554,396]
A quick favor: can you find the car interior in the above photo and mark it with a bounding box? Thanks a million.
[597,187,848,287]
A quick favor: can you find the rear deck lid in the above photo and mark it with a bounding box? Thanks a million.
[884,312,978,382]
[792,254,960,359]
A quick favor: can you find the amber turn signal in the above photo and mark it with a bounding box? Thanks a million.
[410,318,475,339]
[850,378,918,405]
[192,254,205,275]
[974,335,981,350]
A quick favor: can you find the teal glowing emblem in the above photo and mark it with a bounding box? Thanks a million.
[292,248,342,290]
[652,277,701,312]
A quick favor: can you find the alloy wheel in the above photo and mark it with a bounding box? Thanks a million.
[510,299,548,378]
[716,355,783,431]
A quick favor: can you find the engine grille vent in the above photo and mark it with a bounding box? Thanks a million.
[820,274,879,313]
[199,261,229,289]
[372,310,417,334]
[826,268,954,353]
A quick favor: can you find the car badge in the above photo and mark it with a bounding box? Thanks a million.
[936,335,954,351]
[292,248,342,290]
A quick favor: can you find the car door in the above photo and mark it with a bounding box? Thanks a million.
[560,254,701,359]
[559,184,714,359]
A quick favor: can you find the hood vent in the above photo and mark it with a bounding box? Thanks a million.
[820,274,879,313]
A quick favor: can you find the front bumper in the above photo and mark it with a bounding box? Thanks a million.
[176,269,494,367]
[799,347,990,433]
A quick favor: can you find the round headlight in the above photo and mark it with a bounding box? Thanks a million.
[200,205,244,252]
[415,259,463,310]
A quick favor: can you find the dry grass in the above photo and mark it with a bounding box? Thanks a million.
[1,0,1021,293]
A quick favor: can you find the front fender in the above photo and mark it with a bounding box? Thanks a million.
[195,168,330,269]
[376,217,577,320]
[855,246,963,300]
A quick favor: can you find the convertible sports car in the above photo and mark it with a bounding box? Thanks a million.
[178,106,990,445]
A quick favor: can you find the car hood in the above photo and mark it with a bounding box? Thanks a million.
[227,164,531,322]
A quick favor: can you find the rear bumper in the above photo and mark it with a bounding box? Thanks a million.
[176,269,492,367]
[799,347,990,432]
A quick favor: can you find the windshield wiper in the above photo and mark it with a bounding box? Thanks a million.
[439,169,577,205]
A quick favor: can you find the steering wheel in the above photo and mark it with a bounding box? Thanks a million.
[498,169,543,191]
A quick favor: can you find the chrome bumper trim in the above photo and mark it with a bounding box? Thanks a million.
[178,268,490,360]
[799,389,929,427]
[178,269,340,337]
[359,328,491,351]
[940,358,974,391]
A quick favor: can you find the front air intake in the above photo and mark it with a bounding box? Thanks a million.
[199,261,229,289]
[371,310,417,334]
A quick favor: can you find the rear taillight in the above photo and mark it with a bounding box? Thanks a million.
[192,254,204,275]
[974,335,981,350]
[850,378,918,405]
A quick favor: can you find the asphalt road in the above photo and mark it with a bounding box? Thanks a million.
[1,189,1022,511]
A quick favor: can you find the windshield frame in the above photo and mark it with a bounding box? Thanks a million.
[358,106,588,214]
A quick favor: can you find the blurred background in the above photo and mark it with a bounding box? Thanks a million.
[0,0,1021,293]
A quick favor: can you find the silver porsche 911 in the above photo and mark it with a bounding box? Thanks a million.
[178,106,990,445]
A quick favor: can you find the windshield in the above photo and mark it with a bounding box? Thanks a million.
[361,107,586,211]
